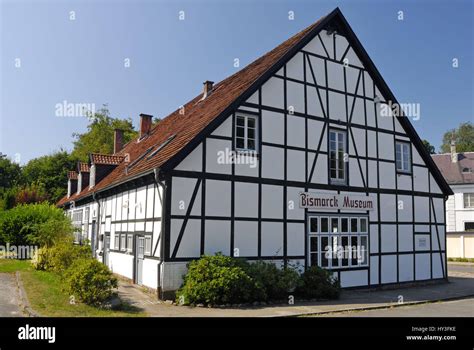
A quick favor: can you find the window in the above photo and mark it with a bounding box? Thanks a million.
[120,234,126,252]
[465,222,474,231]
[396,141,411,173]
[127,235,133,253]
[308,215,369,269]
[329,130,347,184]
[144,236,152,255]
[464,193,474,208]
[235,114,257,151]
[114,234,120,250]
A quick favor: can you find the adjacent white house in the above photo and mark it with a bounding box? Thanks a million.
[58,8,452,299]
[432,145,474,259]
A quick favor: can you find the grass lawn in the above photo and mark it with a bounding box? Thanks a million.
[448,257,474,263]
[0,259,146,317]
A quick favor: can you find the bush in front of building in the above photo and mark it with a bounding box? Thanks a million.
[63,258,118,306]
[176,253,263,306]
[0,203,74,247]
[32,239,91,272]
[296,266,340,300]
[244,261,300,301]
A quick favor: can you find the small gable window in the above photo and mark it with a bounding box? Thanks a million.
[396,141,411,173]
[235,114,258,152]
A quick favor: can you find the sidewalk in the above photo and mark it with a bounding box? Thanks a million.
[117,268,474,317]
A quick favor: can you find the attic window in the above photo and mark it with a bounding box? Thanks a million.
[147,135,176,160]
[462,167,472,174]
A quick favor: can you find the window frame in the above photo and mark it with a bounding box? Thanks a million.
[328,129,348,185]
[463,193,474,209]
[395,141,412,174]
[234,113,258,153]
[307,215,369,269]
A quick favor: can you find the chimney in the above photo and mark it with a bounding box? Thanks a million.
[451,139,458,163]
[202,80,214,99]
[114,129,124,153]
[139,114,153,139]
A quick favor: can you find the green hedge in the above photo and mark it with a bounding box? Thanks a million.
[296,266,340,299]
[32,241,91,273]
[176,254,261,305]
[176,254,340,306]
[0,203,74,247]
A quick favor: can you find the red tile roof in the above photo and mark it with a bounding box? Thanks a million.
[57,11,329,207]
[432,152,474,185]
[78,162,90,173]
[90,153,125,165]
[67,171,78,180]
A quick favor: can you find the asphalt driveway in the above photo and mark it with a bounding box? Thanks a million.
[0,273,21,317]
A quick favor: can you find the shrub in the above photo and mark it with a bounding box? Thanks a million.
[296,266,340,300]
[176,253,262,306]
[32,240,91,272]
[244,261,300,301]
[0,203,74,246]
[63,258,118,306]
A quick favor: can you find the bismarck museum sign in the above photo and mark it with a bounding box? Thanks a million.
[299,192,375,211]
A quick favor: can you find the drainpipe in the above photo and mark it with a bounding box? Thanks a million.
[153,167,166,299]
[92,192,101,259]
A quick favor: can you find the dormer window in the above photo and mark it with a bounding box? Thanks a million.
[235,114,258,152]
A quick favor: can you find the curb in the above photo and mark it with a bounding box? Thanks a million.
[284,293,474,317]
[15,272,40,317]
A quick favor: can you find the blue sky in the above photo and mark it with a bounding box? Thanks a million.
[1,0,472,164]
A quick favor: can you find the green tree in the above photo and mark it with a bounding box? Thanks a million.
[71,106,137,161]
[21,150,77,203]
[422,139,436,154]
[441,122,474,153]
[0,155,21,189]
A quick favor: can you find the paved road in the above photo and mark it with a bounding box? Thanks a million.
[448,263,474,276]
[0,273,21,317]
[319,297,474,317]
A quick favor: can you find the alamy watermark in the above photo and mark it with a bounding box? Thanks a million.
[378,99,421,121]
[0,244,38,260]
[55,100,96,118]
[217,148,258,168]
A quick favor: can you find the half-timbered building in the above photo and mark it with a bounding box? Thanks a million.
[57,8,452,298]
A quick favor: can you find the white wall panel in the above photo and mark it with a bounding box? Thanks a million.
[234,221,258,257]
[261,222,284,256]
[262,110,284,144]
[287,81,305,114]
[286,114,305,148]
[381,255,397,284]
[287,223,305,256]
[287,149,305,182]
[204,220,231,256]
[234,182,259,218]
[398,254,414,282]
[206,138,232,174]
[206,180,231,217]
[261,184,283,219]
[262,77,284,109]
[176,143,203,172]
[262,146,284,179]
[415,253,431,280]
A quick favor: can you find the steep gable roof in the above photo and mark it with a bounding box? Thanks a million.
[57,7,452,207]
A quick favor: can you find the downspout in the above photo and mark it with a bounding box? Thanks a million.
[92,192,101,259]
[153,167,166,299]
